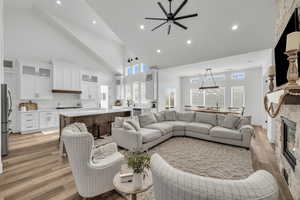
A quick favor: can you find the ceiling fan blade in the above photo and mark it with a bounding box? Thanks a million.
[145,17,167,21]
[174,21,188,30]
[174,13,198,20]
[152,21,168,31]
[168,24,171,35]
[173,0,188,17]
[157,2,168,17]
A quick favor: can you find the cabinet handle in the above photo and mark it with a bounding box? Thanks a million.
[26,119,33,122]
[26,126,33,128]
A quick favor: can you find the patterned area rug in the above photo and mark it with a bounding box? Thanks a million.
[93,137,253,200]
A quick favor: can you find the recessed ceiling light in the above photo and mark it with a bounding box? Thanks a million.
[92,20,97,25]
[187,40,192,45]
[56,0,62,5]
[232,25,238,31]
[156,49,161,53]
[140,25,145,30]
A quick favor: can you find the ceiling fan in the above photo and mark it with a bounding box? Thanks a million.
[145,0,198,35]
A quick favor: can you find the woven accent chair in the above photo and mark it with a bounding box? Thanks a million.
[151,154,279,200]
[62,124,124,198]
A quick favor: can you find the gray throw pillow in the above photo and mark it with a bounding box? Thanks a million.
[123,122,136,131]
[164,111,176,121]
[236,116,252,129]
[195,112,217,126]
[126,119,141,131]
[217,114,226,126]
[222,114,241,129]
[176,112,195,122]
[138,113,157,128]
[154,111,165,122]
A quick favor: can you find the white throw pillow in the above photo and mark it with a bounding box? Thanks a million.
[126,119,141,131]
[123,122,136,131]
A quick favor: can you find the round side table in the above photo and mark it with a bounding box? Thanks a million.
[113,170,152,200]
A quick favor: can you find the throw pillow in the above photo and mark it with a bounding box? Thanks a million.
[154,111,165,122]
[176,112,195,122]
[222,114,241,129]
[138,113,157,128]
[126,119,141,131]
[216,114,226,126]
[164,110,176,121]
[114,117,131,128]
[195,112,217,126]
[123,122,136,131]
[236,116,252,129]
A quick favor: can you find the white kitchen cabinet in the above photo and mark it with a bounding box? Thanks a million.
[18,61,53,100]
[52,61,81,91]
[80,71,99,100]
[19,112,39,134]
[39,111,58,129]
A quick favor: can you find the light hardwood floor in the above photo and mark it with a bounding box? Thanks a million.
[0,127,293,200]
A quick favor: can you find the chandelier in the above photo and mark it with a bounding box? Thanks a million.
[199,68,220,90]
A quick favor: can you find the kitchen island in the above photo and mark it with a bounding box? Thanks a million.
[59,109,131,154]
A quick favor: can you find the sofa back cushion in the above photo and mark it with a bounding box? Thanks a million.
[164,111,176,121]
[154,111,165,122]
[176,112,195,122]
[236,116,252,129]
[222,114,240,129]
[195,112,217,126]
[139,113,157,128]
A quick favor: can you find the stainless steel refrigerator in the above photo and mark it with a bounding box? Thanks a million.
[1,84,12,156]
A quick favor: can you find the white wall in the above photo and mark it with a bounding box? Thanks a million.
[4,7,113,75]
[159,67,266,126]
[0,0,3,174]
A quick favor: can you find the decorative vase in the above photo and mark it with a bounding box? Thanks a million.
[133,173,143,190]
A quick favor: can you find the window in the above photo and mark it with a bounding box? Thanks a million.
[132,82,140,103]
[140,82,146,103]
[205,88,225,108]
[231,72,246,80]
[166,89,176,109]
[125,84,132,100]
[190,89,204,106]
[141,64,150,72]
[231,86,245,107]
[190,88,225,108]
[133,65,140,74]
[127,67,133,76]
[190,77,201,84]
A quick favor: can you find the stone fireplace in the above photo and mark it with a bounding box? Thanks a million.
[274,105,300,199]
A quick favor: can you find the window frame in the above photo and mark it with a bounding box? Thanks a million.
[230,86,245,107]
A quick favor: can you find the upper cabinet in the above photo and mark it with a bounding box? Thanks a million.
[18,60,53,100]
[80,71,99,100]
[52,61,81,92]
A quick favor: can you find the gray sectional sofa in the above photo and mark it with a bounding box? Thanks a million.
[112,111,254,152]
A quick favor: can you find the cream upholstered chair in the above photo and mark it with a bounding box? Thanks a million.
[151,154,279,200]
[62,123,124,198]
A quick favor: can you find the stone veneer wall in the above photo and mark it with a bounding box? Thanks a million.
[275,1,300,199]
[274,105,300,200]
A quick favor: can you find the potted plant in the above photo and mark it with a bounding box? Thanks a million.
[126,152,150,190]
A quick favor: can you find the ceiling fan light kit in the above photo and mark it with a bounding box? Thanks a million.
[145,0,198,35]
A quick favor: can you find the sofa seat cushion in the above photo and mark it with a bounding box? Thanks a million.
[210,126,242,141]
[185,122,212,135]
[140,128,162,143]
[165,121,188,131]
[144,123,173,135]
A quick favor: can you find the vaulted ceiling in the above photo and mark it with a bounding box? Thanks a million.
[87,0,276,68]
[5,0,276,71]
